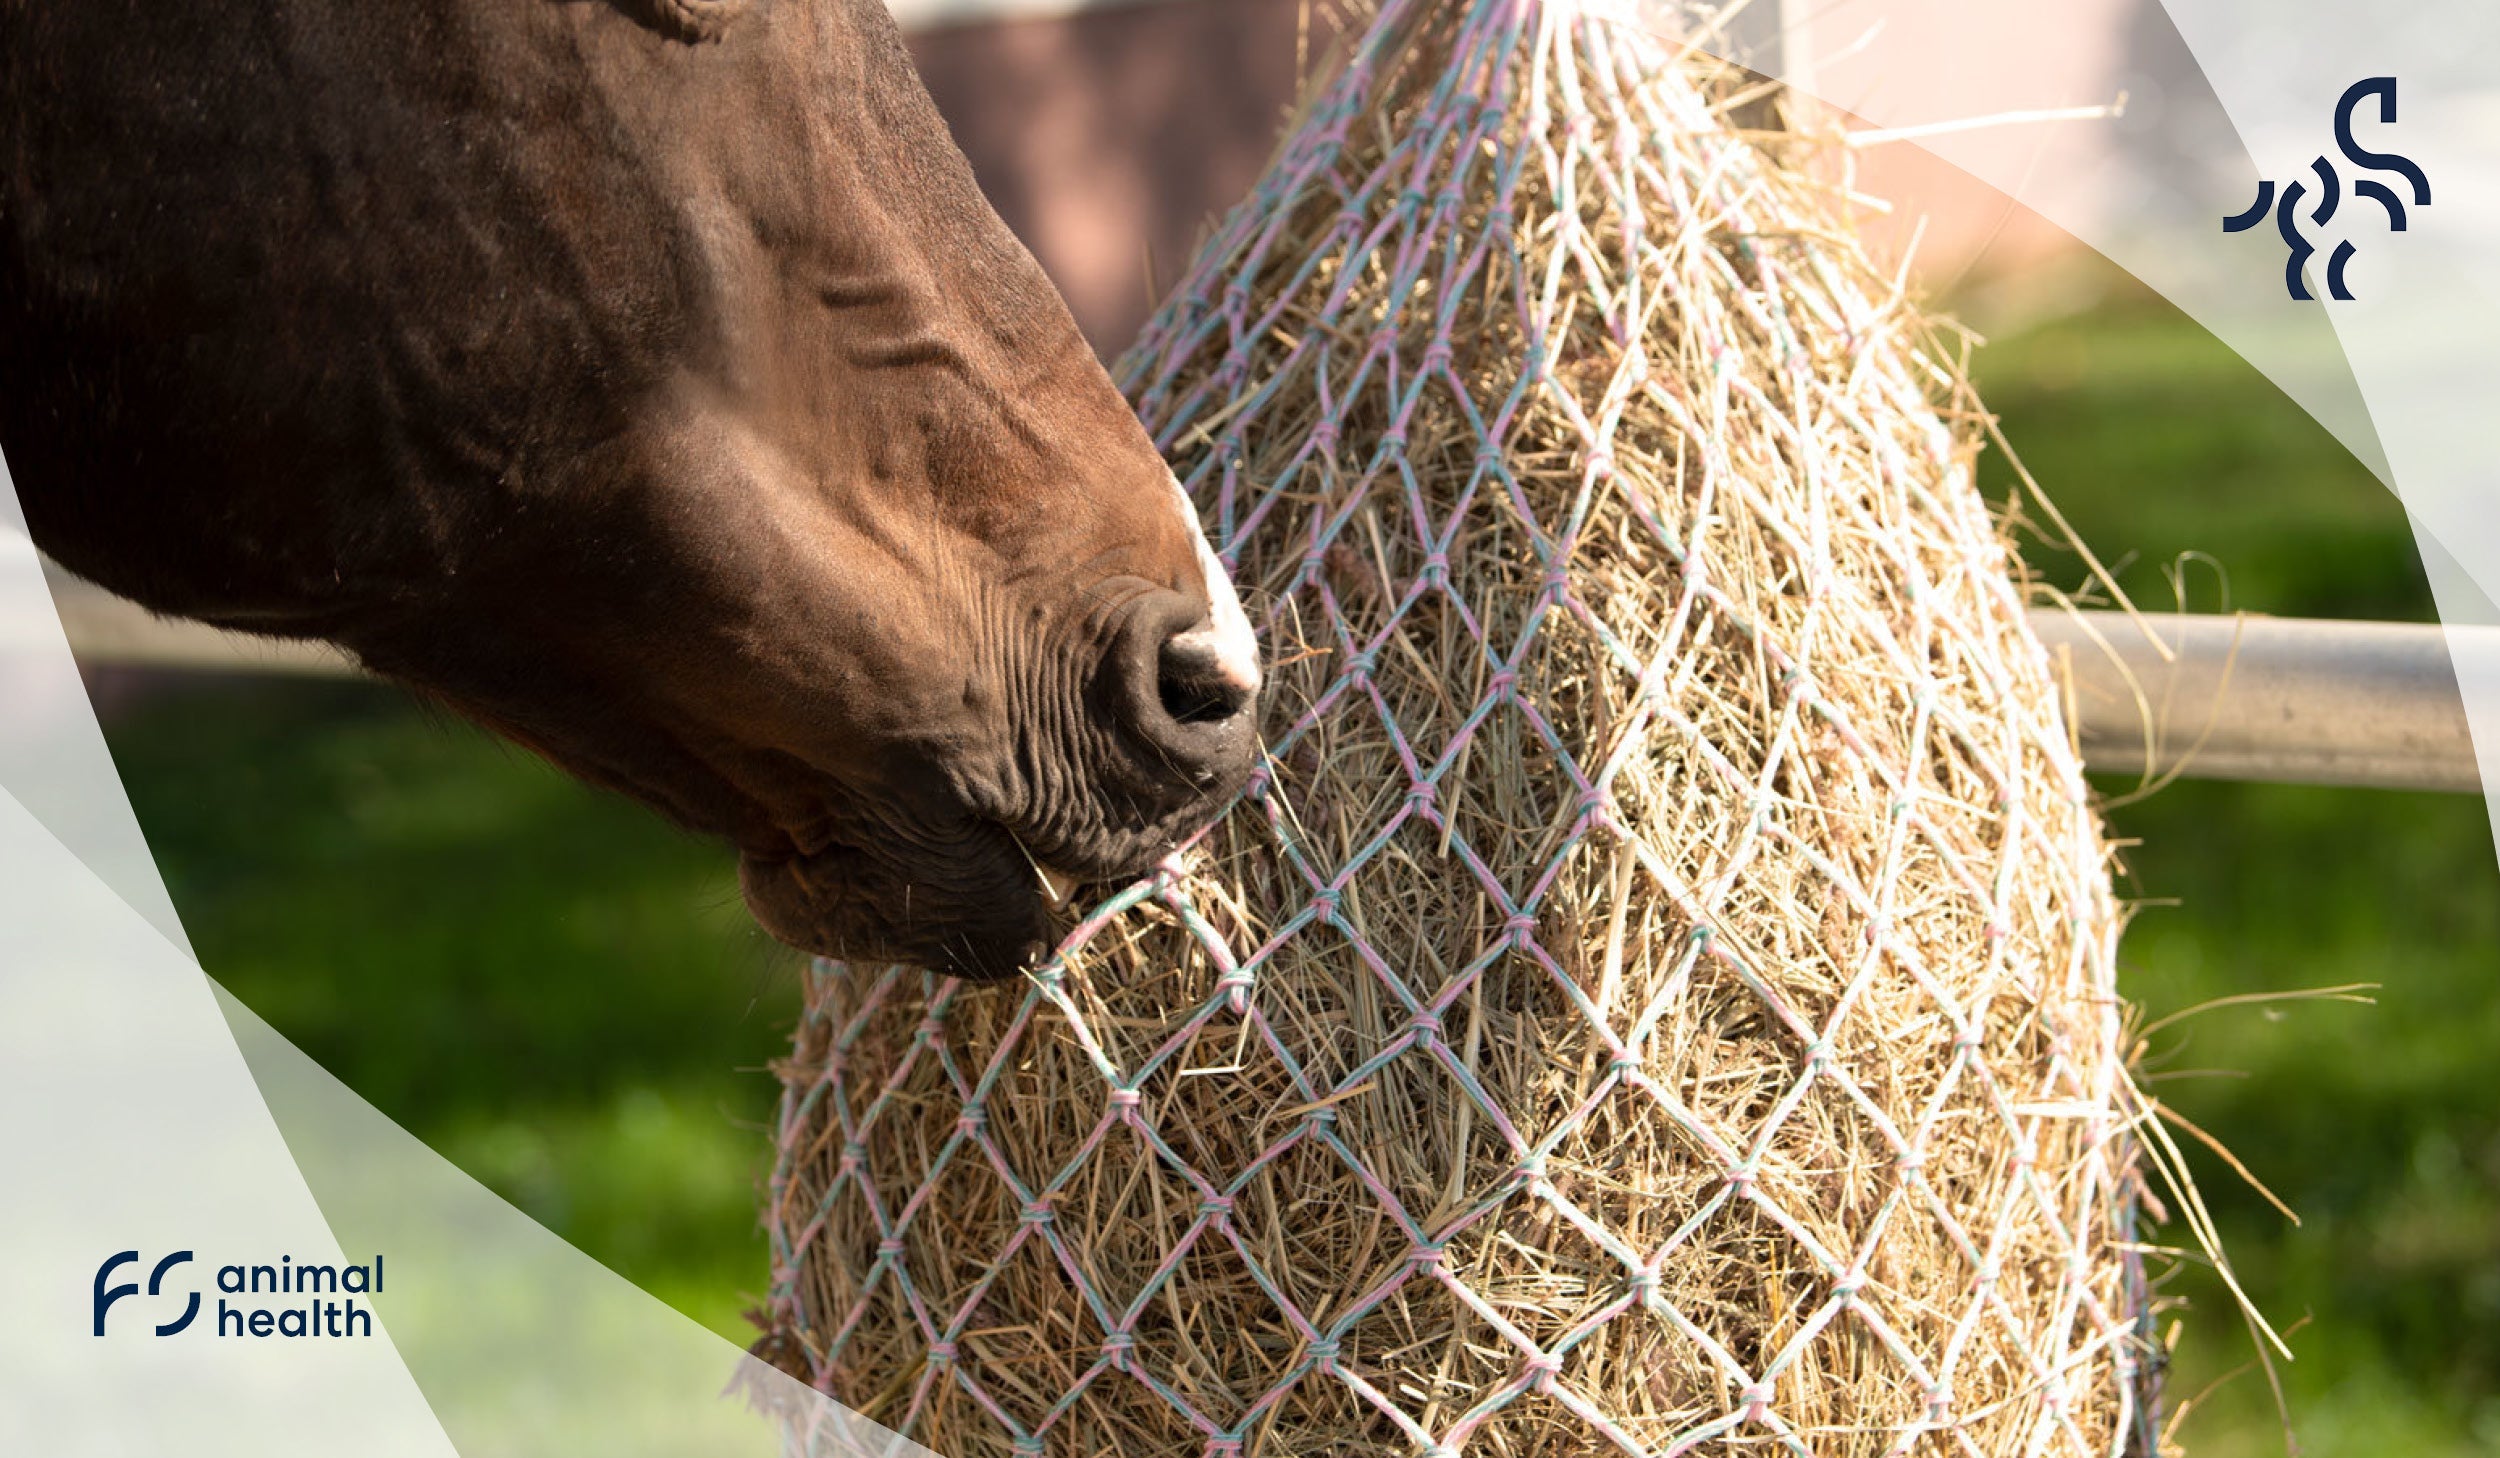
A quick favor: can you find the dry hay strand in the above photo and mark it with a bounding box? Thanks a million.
[763,1,2165,1453]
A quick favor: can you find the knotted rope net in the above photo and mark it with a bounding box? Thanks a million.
[762,0,2162,1452]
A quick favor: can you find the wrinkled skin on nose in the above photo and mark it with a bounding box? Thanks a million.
[692,383,1269,981]
[0,0,1261,980]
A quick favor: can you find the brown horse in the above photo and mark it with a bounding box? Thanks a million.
[0,0,1260,979]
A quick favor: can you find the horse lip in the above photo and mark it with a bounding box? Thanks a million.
[1004,826,1085,910]
[1033,861,1082,910]
[750,820,1087,911]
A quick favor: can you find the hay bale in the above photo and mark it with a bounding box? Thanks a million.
[762,1,2160,1453]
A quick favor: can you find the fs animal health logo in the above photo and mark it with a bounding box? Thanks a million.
[91,1250,199,1336]
[2225,77,2432,301]
[93,1249,385,1340]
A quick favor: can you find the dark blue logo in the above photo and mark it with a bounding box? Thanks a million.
[92,1248,384,1339]
[2224,77,2432,300]
[92,1250,199,1336]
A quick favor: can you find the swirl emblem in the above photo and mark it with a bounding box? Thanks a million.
[2224,77,2430,301]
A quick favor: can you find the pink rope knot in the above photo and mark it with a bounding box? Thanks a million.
[1724,1165,1755,1194]
[1207,1440,1245,1457]
[1505,911,1538,947]
[1011,1437,1046,1456]
[927,1340,958,1366]
[837,1143,866,1177]
[1803,1039,1833,1070]
[956,1104,988,1136]
[1516,1154,1552,1200]
[876,1237,907,1260]
[917,1017,947,1041]
[1486,667,1519,699]
[1525,1351,1562,1391]
[1312,421,1342,456]
[1924,1385,1954,1423]
[1586,448,1614,481]
[1378,429,1408,457]
[1409,1241,1447,1272]
[1407,781,1439,815]
[1020,1200,1056,1228]
[1311,886,1344,920]
[1101,1331,1137,1371]
[1198,1193,1235,1220]
[1406,1010,1443,1048]
[1108,1088,1144,1112]
[1740,1382,1774,1422]
[1831,1269,1864,1303]
[1306,1336,1342,1373]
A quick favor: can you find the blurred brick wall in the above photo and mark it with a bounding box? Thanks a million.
[906,0,1322,356]
[903,0,2119,356]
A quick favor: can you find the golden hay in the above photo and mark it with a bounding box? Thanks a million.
[763,3,2161,1453]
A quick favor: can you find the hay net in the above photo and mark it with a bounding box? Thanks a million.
[763,0,2159,1453]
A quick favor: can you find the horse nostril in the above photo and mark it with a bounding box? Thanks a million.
[1107,593,1260,793]
[1157,633,1255,726]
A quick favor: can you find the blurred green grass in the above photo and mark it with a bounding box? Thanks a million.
[96,276,2500,1453]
